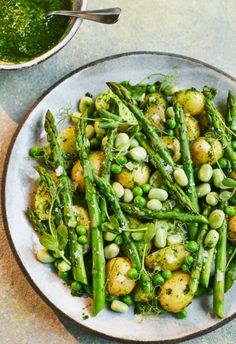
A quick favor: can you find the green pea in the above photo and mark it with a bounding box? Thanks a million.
[166,129,174,136]
[121,295,133,306]
[166,106,175,118]
[85,124,95,139]
[166,118,176,129]
[177,309,188,319]
[29,146,44,158]
[134,196,146,208]
[113,235,122,246]
[116,156,128,165]
[127,268,139,280]
[146,84,156,93]
[121,80,130,87]
[106,294,116,302]
[111,164,122,174]
[90,137,100,150]
[182,264,190,273]
[141,183,152,194]
[140,273,152,292]
[225,206,236,216]
[208,209,225,229]
[58,271,70,280]
[218,157,228,169]
[162,269,172,280]
[133,186,143,197]
[197,163,213,182]
[187,241,199,252]
[78,235,88,245]
[71,281,83,293]
[75,225,87,236]
[232,140,236,151]
[184,256,194,266]
[153,273,165,286]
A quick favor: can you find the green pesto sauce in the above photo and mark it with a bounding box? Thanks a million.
[0,0,71,63]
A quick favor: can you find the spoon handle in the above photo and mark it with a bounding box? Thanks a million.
[47,7,121,24]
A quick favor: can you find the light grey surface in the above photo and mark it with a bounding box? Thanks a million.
[1,0,236,343]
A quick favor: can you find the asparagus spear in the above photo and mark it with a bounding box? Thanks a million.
[189,206,211,294]
[200,247,215,288]
[44,110,87,285]
[135,132,196,212]
[106,82,175,167]
[94,175,141,270]
[27,208,48,234]
[77,112,106,316]
[120,203,208,224]
[174,101,199,240]
[213,220,227,318]
[205,98,236,171]
[226,90,236,130]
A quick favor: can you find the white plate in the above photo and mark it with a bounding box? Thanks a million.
[3,52,236,343]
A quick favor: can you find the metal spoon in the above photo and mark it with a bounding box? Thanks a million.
[47,7,121,24]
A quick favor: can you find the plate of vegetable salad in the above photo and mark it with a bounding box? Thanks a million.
[3,52,236,342]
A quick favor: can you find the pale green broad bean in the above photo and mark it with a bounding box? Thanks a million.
[198,163,213,182]
[154,227,167,248]
[173,168,188,187]
[204,229,219,248]
[122,188,134,203]
[208,209,225,229]
[205,192,219,206]
[148,188,168,201]
[129,146,147,162]
[167,234,183,245]
[85,124,95,139]
[196,183,211,198]
[57,260,71,272]
[36,248,55,263]
[115,133,130,152]
[111,300,129,313]
[112,182,125,198]
[104,243,120,259]
[104,231,117,242]
[146,199,162,211]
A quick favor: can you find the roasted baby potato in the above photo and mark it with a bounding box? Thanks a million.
[141,92,167,130]
[106,257,137,296]
[115,162,150,189]
[174,89,205,116]
[145,244,190,271]
[190,136,223,167]
[161,136,181,162]
[159,271,193,313]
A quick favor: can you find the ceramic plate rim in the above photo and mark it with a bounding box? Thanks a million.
[2,51,236,343]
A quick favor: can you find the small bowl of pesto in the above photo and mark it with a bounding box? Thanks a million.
[0,0,87,70]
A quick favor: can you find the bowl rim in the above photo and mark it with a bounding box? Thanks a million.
[2,51,236,343]
[0,0,88,70]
